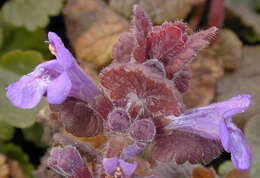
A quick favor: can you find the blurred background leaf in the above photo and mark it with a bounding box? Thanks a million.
[0,12,50,58]
[0,50,44,73]
[109,0,203,24]
[0,28,49,57]
[0,27,3,49]
[0,120,15,141]
[225,0,260,44]
[2,0,64,31]
[0,143,34,178]
[218,160,235,177]
[0,50,47,128]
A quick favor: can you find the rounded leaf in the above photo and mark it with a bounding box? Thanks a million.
[2,0,64,30]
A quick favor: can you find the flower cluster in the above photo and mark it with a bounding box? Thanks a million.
[6,5,251,178]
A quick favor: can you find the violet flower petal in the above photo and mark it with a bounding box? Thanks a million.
[220,115,252,170]
[47,72,72,104]
[119,159,137,176]
[48,32,75,69]
[6,75,48,109]
[220,120,230,152]
[103,157,119,175]
[48,32,113,117]
[122,144,143,160]
[166,94,251,139]
[166,94,251,169]
[6,60,62,109]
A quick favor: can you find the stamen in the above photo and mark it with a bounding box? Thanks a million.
[114,167,122,178]
[49,44,57,56]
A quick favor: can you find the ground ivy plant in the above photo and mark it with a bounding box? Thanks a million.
[6,5,252,178]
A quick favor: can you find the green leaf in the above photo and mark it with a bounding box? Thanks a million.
[22,123,45,147]
[0,50,44,74]
[42,0,65,16]
[0,11,50,58]
[0,143,34,178]
[0,50,47,128]
[2,0,64,31]
[0,12,5,50]
[0,120,15,141]
[0,27,49,57]
[0,27,3,50]
[218,161,235,177]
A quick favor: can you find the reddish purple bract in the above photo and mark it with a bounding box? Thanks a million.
[100,63,184,116]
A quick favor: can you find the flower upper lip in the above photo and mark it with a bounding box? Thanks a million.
[165,94,252,170]
[6,32,107,111]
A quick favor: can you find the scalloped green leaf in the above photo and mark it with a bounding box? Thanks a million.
[0,120,14,141]
[0,27,49,57]
[0,143,34,178]
[0,50,44,74]
[42,0,65,16]
[0,11,50,58]
[0,50,47,128]
[2,0,64,31]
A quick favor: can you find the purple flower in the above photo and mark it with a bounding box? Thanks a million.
[47,145,92,178]
[122,144,144,160]
[6,32,102,109]
[103,157,137,178]
[166,94,252,170]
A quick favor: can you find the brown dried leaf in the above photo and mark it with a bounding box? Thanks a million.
[183,44,224,108]
[0,154,9,178]
[217,46,260,128]
[63,0,129,68]
[109,0,203,24]
[217,29,242,71]
[225,1,260,43]
[8,160,25,178]
[192,166,216,178]
[226,168,250,178]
